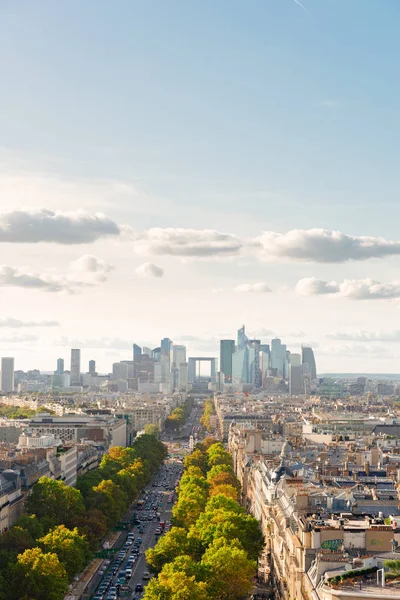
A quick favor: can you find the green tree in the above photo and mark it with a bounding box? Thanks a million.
[384,559,400,574]
[15,515,44,541]
[201,539,256,600]
[144,424,160,437]
[0,526,34,554]
[184,450,208,474]
[26,477,85,528]
[39,525,91,581]
[209,484,238,501]
[172,488,208,529]
[9,547,68,600]
[143,559,208,600]
[146,527,197,574]
[91,479,128,526]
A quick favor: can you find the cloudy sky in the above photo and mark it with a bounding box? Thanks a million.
[1,0,400,373]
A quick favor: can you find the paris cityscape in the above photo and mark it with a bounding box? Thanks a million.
[1,1,400,600]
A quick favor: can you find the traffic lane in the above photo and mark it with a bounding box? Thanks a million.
[128,476,178,597]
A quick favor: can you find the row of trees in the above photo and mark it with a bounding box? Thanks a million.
[165,398,194,430]
[144,437,263,600]
[200,399,215,432]
[0,434,167,600]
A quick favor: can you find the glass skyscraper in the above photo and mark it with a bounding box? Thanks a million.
[220,339,235,382]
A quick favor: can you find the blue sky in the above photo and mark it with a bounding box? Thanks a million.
[1,0,400,372]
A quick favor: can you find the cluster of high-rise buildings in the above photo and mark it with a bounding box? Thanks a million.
[220,325,317,394]
[0,326,317,395]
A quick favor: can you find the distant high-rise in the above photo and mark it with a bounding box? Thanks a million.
[237,326,248,350]
[112,362,129,380]
[289,364,303,395]
[172,345,186,369]
[56,358,64,375]
[220,340,235,382]
[88,360,96,375]
[70,349,81,385]
[1,358,14,393]
[302,345,317,380]
[270,338,285,377]
[133,344,142,361]
[161,338,172,356]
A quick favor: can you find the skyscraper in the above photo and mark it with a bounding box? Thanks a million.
[133,344,142,361]
[172,345,186,369]
[220,340,235,382]
[70,349,81,385]
[112,362,129,380]
[88,360,96,375]
[56,358,64,375]
[1,357,14,393]
[237,326,248,350]
[302,345,317,380]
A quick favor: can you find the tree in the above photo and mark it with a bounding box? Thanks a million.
[172,485,208,529]
[209,484,238,501]
[384,559,400,574]
[91,479,128,527]
[15,515,44,541]
[73,508,108,550]
[143,558,208,600]
[184,450,208,474]
[39,525,91,581]
[9,547,68,600]
[146,527,198,574]
[201,539,256,600]
[26,477,85,528]
[0,526,34,554]
[144,424,160,437]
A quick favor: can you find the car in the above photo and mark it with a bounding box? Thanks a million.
[142,571,151,580]
[135,583,144,592]
[137,537,142,544]
[125,568,132,579]
[155,528,162,535]
[93,596,103,600]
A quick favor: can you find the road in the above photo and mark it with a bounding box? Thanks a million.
[90,400,203,600]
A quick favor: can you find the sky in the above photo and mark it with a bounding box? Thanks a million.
[1,0,400,373]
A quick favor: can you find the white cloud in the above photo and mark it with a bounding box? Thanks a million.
[234,282,272,293]
[296,277,400,300]
[134,228,243,258]
[0,208,121,244]
[57,337,133,350]
[256,228,400,263]
[0,333,38,344]
[296,278,339,296]
[0,318,59,328]
[0,255,113,293]
[328,330,400,342]
[69,255,114,283]
[136,262,164,278]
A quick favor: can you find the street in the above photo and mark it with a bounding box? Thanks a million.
[90,400,202,600]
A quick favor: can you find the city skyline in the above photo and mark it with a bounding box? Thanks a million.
[1,1,400,373]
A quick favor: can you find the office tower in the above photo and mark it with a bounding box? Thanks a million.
[270,338,285,377]
[88,360,96,375]
[0,358,14,393]
[232,344,254,385]
[133,344,142,361]
[301,345,317,380]
[56,358,64,375]
[151,347,161,361]
[143,346,153,357]
[179,363,189,391]
[112,362,129,381]
[161,337,172,356]
[237,325,249,350]
[121,360,135,378]
[172,345,186,369]
[70,349,81,385]
[134,354,155,382]
[220,340,235,382]
[289,364,303,395]
[290,353,301,366]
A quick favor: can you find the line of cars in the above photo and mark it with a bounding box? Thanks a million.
[93,532,144,600]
